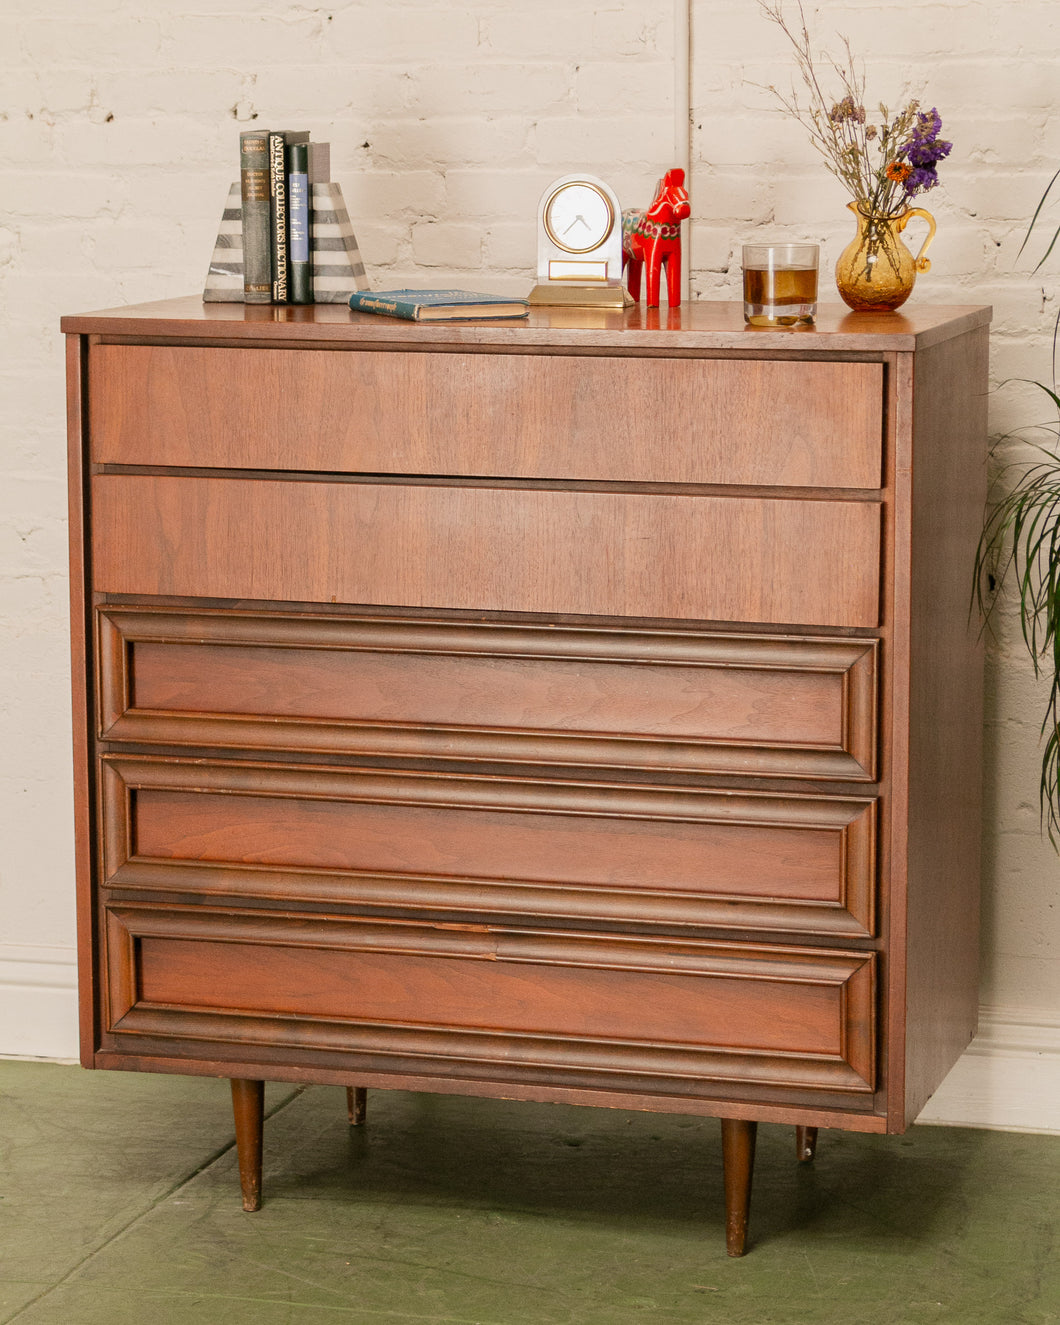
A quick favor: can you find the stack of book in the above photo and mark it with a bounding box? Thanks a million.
[239,129,328,305]
[205,133,367,305]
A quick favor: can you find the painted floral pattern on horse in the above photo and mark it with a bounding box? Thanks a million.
[622,168,691,307]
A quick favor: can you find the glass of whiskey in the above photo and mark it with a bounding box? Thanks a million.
[742,243,819,326]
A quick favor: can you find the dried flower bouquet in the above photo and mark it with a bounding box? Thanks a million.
[757,0,951,218]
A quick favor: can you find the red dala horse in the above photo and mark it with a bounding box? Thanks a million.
[622,168,691,307]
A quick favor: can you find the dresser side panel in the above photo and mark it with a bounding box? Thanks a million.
[901,326,989,1125]
[66,333,99,1065]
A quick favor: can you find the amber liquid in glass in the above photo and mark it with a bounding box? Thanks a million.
[743,264,817,326]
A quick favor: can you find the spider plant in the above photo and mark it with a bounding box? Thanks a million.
[975,169,1060,841]
[1024,164,1060,264]
[1020,164,1060,376]
[975,382,1060,840]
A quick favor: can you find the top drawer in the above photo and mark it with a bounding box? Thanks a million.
[88,345,884,488]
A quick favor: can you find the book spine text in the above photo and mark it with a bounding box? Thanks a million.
[269,132,289,303]
[287,142,313,305]
[239,131,272,304]
[348,292,417,319]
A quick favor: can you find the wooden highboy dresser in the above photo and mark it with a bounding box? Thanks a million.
[63,297,989,1254]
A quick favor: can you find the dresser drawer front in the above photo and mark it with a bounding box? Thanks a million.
[104,905,876,1099]
[89,344,883,488]
[102,757,876,937]
[99,607,878,781]
[92,475,881,628]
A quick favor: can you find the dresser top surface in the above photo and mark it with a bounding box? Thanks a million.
[62,296,990,353]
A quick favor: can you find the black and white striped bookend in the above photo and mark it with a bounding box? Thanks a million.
[202,181,369,304]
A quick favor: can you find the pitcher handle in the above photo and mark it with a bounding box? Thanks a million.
[899,207,937,273]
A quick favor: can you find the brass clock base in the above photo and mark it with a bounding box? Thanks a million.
[528,281,634,310]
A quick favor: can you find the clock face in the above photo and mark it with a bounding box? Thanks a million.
[543,181,615,254]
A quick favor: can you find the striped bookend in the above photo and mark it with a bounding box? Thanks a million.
[202,182,244,302]
[202,180,369,304]
[310,182,369,303]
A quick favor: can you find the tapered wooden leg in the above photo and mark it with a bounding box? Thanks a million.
[795,1125,819,1164]
[721,1118,758,1257]
[346,1086,367,1126]
[230,1078,265,1212]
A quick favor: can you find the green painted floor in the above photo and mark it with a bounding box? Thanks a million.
[0,1061,1057,1324]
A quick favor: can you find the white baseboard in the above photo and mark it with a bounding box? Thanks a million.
[917,1006,1060,1134]
[1,963,1057,1134]
[0,944,79,1061]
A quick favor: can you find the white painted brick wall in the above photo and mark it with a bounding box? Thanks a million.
[2,0,1058,1118]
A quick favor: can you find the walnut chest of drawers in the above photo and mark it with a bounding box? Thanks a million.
[63,297,990,1254]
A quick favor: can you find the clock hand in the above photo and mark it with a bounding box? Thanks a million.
[562,214,592,235]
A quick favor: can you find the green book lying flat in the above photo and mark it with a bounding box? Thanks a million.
[349,289,530,321]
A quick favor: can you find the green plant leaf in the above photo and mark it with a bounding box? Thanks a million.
[1017,165,1060,269]
[975,378,1060,841]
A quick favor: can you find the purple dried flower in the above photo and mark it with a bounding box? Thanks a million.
[906,166,940,193]
[898,107,952,196]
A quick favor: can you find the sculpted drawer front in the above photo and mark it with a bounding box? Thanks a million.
[91,475,882,628]
[89,343,883,488]
[99,607,878,781]
[103,904,876,1101]
[101,756,877,937]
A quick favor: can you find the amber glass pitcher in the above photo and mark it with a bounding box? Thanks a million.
[835,200,936,312]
